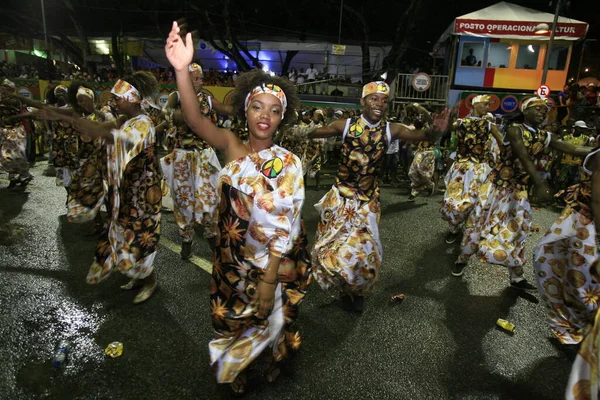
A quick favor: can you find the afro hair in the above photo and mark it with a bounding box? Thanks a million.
[230,69,299,131]
[68,81,95,113]
[120,71,158,99]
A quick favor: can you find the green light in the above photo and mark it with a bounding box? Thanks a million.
[33,49,46,58]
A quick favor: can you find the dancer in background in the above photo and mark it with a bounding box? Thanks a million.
[455,97,590,290]
[0,79,33,189]
[304,109,327,189]
[440,95,503,245]
[306,82,449,312]
[534,145,600,344]
[161,63,223,259]
[407,103,436,201]
[39,72,162,304]
[62,83,106,225]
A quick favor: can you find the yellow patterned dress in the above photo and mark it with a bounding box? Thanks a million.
[440,117,496,234]
[52,105,79,188]
[66,112,110,222]
[566,309,600,399]
[458,124,550,278]
[534,148,600,344]
[304,122,326,178]
[559,133,590,189]
[312,116,389,295]
[409,139,436,196]
[160,92,221,242]
[87,114,162,283]
[278,121,311,172]
[0,97,32,182]
[209,146,310,384]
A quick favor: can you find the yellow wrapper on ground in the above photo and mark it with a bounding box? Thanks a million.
[105,342,124,358]
[496,318,515,333]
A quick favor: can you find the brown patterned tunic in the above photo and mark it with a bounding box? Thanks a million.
[489,123,550,191]
[171,91,214,151]
[455,117,493,164]
[335,116,390,201]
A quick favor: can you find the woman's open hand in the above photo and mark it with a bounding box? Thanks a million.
[165,21,194,72]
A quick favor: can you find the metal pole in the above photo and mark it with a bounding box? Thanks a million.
[336,0,343,78]
[338,0,343,44]
[575,40,586,82]
[41,0,52,79]
[541,0,561,85]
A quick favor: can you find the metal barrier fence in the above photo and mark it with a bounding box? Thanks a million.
[393,73,449,104]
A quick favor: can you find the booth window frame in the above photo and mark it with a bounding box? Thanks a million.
[459,41,485,68]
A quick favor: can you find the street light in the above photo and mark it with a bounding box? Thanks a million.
[540,0,562,85]
[535,23,550,35]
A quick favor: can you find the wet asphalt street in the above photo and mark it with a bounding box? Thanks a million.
[0,161,577,400]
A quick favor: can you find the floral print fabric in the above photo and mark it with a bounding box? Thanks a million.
[534,206,600,344]
[311,186,382,295]
[167,91,214,152]
[458,183,530,270]
[0,125,31,181]
[209,146,310,384]
[87,115,162,283]
[335,116,390,202]
[161,148,221,241]
[454,117,493,164]
[440,117,494,233]
[534,149,600,344]
[488,124,550,191]
[458,124,551,269]
[161,91,220,241]
[0,98,31,181]
[312,115,388,295]
[441,161,491,233]
[66,113,109,222]
[566,310,600,400]
[52,106,80,187]
[409,150,435,196]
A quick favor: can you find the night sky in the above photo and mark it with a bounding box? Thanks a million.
[2,0,597,65]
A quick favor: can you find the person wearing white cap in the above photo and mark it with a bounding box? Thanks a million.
[303,81,449,312]
[160,63,229,259]
[0,79,34,189]
[557,120,592,189]
[440,94,504,245]
[454,96,591,291]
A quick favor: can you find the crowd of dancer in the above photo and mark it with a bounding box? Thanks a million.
[1,20,600,397]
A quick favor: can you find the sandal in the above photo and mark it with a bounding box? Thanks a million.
[263,356,281,384]
[230,370,247,396]
[19,177,33,187]
[133,274,158,304]
[120,278,143,290]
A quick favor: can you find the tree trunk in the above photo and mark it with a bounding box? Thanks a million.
[342,4,371,79]
[62,0,96,74]
[280,51,299,76]
[112,29,124,76]
[201,11,252,72]
[383,0,420,85]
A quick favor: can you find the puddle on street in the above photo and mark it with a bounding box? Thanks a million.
[13,298,107,397]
